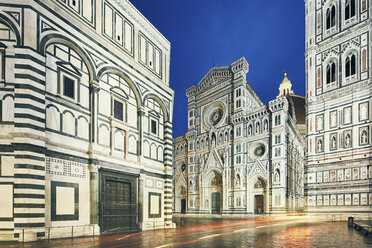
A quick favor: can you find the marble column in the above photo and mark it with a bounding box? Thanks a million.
[89,164,100,231]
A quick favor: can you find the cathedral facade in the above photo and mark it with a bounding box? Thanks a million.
[305,0,371,216]
[173,58,305,216]
[0,0,173,242]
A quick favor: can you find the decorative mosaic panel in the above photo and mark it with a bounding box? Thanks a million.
[361,193,368,205]
[324,195,329,205]
[345,194,351,206]
[353,168,359,180]
[46,157,86,178]
[353,194,359,205]
[338,194,344,205]
[337,170,343,181]
[361,167,367,179]
[317,196,323,206]
[308,196,316,206]
[345,169,351,180]
[155,180,163,189]
[324,171,329,182]
[330,170,336,182]
[330,195,337,205]
[145,178,154,188]
[317,172,322,183]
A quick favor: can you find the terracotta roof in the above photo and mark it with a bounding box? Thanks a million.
[287,95,305,125]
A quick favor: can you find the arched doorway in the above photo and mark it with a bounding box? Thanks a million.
[253,179,266,214]
[210,172,222,214]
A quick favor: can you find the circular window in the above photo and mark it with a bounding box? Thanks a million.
[203,101,225,128]
[254,145,265,157]
[209,108,223,126]
[251,142,267,158]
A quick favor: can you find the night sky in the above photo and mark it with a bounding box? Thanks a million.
[130,0,306,138]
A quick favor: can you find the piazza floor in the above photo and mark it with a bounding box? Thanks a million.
[1,217,371,248]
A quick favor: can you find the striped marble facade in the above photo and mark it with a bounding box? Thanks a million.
[0,0,174,242]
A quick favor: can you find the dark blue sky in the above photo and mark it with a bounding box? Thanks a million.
[130,0,305,138]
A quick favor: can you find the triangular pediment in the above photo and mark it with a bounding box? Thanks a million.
[247,160,267,178]
[196,67,232,94]
[203,148,224,173]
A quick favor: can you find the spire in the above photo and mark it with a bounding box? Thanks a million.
[277,71,294,98]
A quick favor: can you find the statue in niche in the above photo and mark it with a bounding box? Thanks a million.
[275,169,280,183]
[211,135,216,147]
[248,125,252,135]
[345,133,351,147]
[264,120,268,131]
[256,123,260,133]
[361,130,368,144]
[317,139,323,152]
[235,174,241,187]
[331,136,336,149]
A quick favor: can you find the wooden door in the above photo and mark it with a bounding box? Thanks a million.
[255,195,264,214]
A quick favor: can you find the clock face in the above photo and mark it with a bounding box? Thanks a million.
[209,108,223,126]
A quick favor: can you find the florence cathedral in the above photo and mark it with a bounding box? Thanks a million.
[173,58,306,215]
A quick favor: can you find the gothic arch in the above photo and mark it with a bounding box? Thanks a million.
[40,34,96,81]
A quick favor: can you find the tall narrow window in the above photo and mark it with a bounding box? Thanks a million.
[114,99,124,121]
[345,54,356,78]
[350,54,356,75]
[345,57,350,77]
[345,0,356,20]
[151,119,157,135]
[331,6,336,27]
[327,61,336,84]
[63,76,75,99]
[326,8,331,29]
[327,5,336,29]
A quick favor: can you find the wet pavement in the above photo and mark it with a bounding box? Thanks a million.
[1,217,371,248]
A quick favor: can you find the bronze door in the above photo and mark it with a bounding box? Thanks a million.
[181,199,186,214]
[101,179,136,232]
[211,192,221,214]
[255,195,264,214]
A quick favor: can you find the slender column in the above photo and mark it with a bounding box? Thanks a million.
[89,82,100,144]
[89,164,100,228]
[137,175,144,229]
[137,107,145,162]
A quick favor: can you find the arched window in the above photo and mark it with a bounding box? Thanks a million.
[326,61,336,84]
[345,0,355,20]
[345,53,356,78]
[326,5,336,30]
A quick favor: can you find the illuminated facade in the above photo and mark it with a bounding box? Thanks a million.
[305,0,371,215]
[173,58,305,216]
